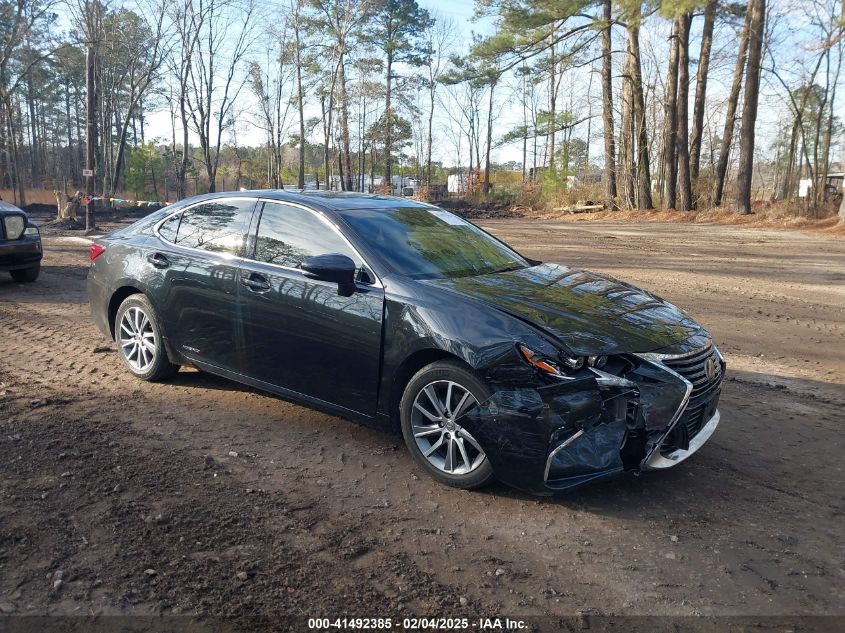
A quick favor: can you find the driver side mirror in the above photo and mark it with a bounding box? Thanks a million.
[301,253,357,297]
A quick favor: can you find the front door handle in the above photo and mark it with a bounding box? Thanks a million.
[241,273,271,292]
[147,252,170,269]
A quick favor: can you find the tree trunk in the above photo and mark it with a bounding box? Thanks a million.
[618,38,636,208]
[295,19,306,189]
[427,80,436,186]
[677,13,695,211]
[735,0,765,215]
[321,95,331,189]
[85,45,97,232]
[3,97,26,207]
[662,20,679,209]
[482,80,496,195]
[548,30,556,172]
[629,22,653,209]
[338,55,353,191]
[713,9,751,207]
[782,118,799,199]
[690,0,716,184]
[600,0,617,208]
[384,53,393,188]
[179,89,189,197]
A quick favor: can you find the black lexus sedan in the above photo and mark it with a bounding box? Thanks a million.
[0,199,42,282]
[87,191,725,494]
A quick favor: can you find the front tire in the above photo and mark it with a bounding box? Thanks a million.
[114,294,178,382]
[400,360,495,489]
[10,264,39,282]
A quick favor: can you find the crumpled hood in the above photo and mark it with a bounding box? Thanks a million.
[422,263,707,355]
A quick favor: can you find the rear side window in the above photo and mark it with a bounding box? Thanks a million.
[253,202,360,268]
[166,199,255,256]
[158,213,181,242]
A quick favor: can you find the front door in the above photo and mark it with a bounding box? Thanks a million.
[152,197,257,371]
[237,201,384,415]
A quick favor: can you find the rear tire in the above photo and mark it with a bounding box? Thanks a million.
[114,294,178,382]
[400,360,495,490]
[10,264,39,282]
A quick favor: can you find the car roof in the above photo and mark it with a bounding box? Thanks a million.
[183,190,434,213]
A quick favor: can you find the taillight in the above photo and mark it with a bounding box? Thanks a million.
[89,243,106,262]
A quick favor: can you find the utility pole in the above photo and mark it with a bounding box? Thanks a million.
[85,44,97,234]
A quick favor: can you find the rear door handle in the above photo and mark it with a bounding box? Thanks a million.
[241,273,271,292]
[147,252,170,269]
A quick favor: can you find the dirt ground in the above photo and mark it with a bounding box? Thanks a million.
[0,215,843,628]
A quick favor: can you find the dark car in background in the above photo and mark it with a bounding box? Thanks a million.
[87,191,725,494]
[0,199,42,282]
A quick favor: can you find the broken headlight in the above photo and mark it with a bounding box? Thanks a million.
[518,344,585,379]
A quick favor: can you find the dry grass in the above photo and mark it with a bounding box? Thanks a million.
[0,189,59,206]
[529,202,845,236]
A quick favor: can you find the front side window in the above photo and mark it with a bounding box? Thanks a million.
[253,202,360,268]
[167,199,255,256]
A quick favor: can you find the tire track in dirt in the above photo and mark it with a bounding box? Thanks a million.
[2,228,844,618]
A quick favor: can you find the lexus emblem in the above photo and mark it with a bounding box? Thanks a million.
[704,356,718,381]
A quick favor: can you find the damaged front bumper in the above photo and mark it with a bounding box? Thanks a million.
[644,409,720,469]
[463,343,725,494]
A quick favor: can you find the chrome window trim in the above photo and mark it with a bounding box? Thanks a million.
[151,196,383,289]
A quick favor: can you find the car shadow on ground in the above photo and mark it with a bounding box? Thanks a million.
[121,359,843,522]
[470,368,842,519]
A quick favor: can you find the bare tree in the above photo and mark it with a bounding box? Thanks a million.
[662,19,679,209]
[247,22,295,189]
[289,0,308,189]
[676,12,694,211]
[309,0,369,191]
[183,0,257,193]
[689,0,716,184]
[600,0,616,208]
[735,0,765,215]
[713,8,750,207]
[422,13,455,186]
[98,4,169,195]
[1,0,63,207]
[628,13,653,209]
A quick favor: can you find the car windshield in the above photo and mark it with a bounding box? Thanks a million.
[337,206,529,279]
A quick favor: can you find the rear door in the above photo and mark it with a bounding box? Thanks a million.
[237,201,384,415]
[151,197,258,371]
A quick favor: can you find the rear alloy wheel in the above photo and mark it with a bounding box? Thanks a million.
[114,294,178,381]
[400,361,494,489]
[10,264,39,282]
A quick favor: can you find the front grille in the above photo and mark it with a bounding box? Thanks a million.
[663,343,723,401]
[662,343,724,439]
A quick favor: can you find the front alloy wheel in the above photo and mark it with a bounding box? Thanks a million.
[400,360,494,489]
[411,381,486,475]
